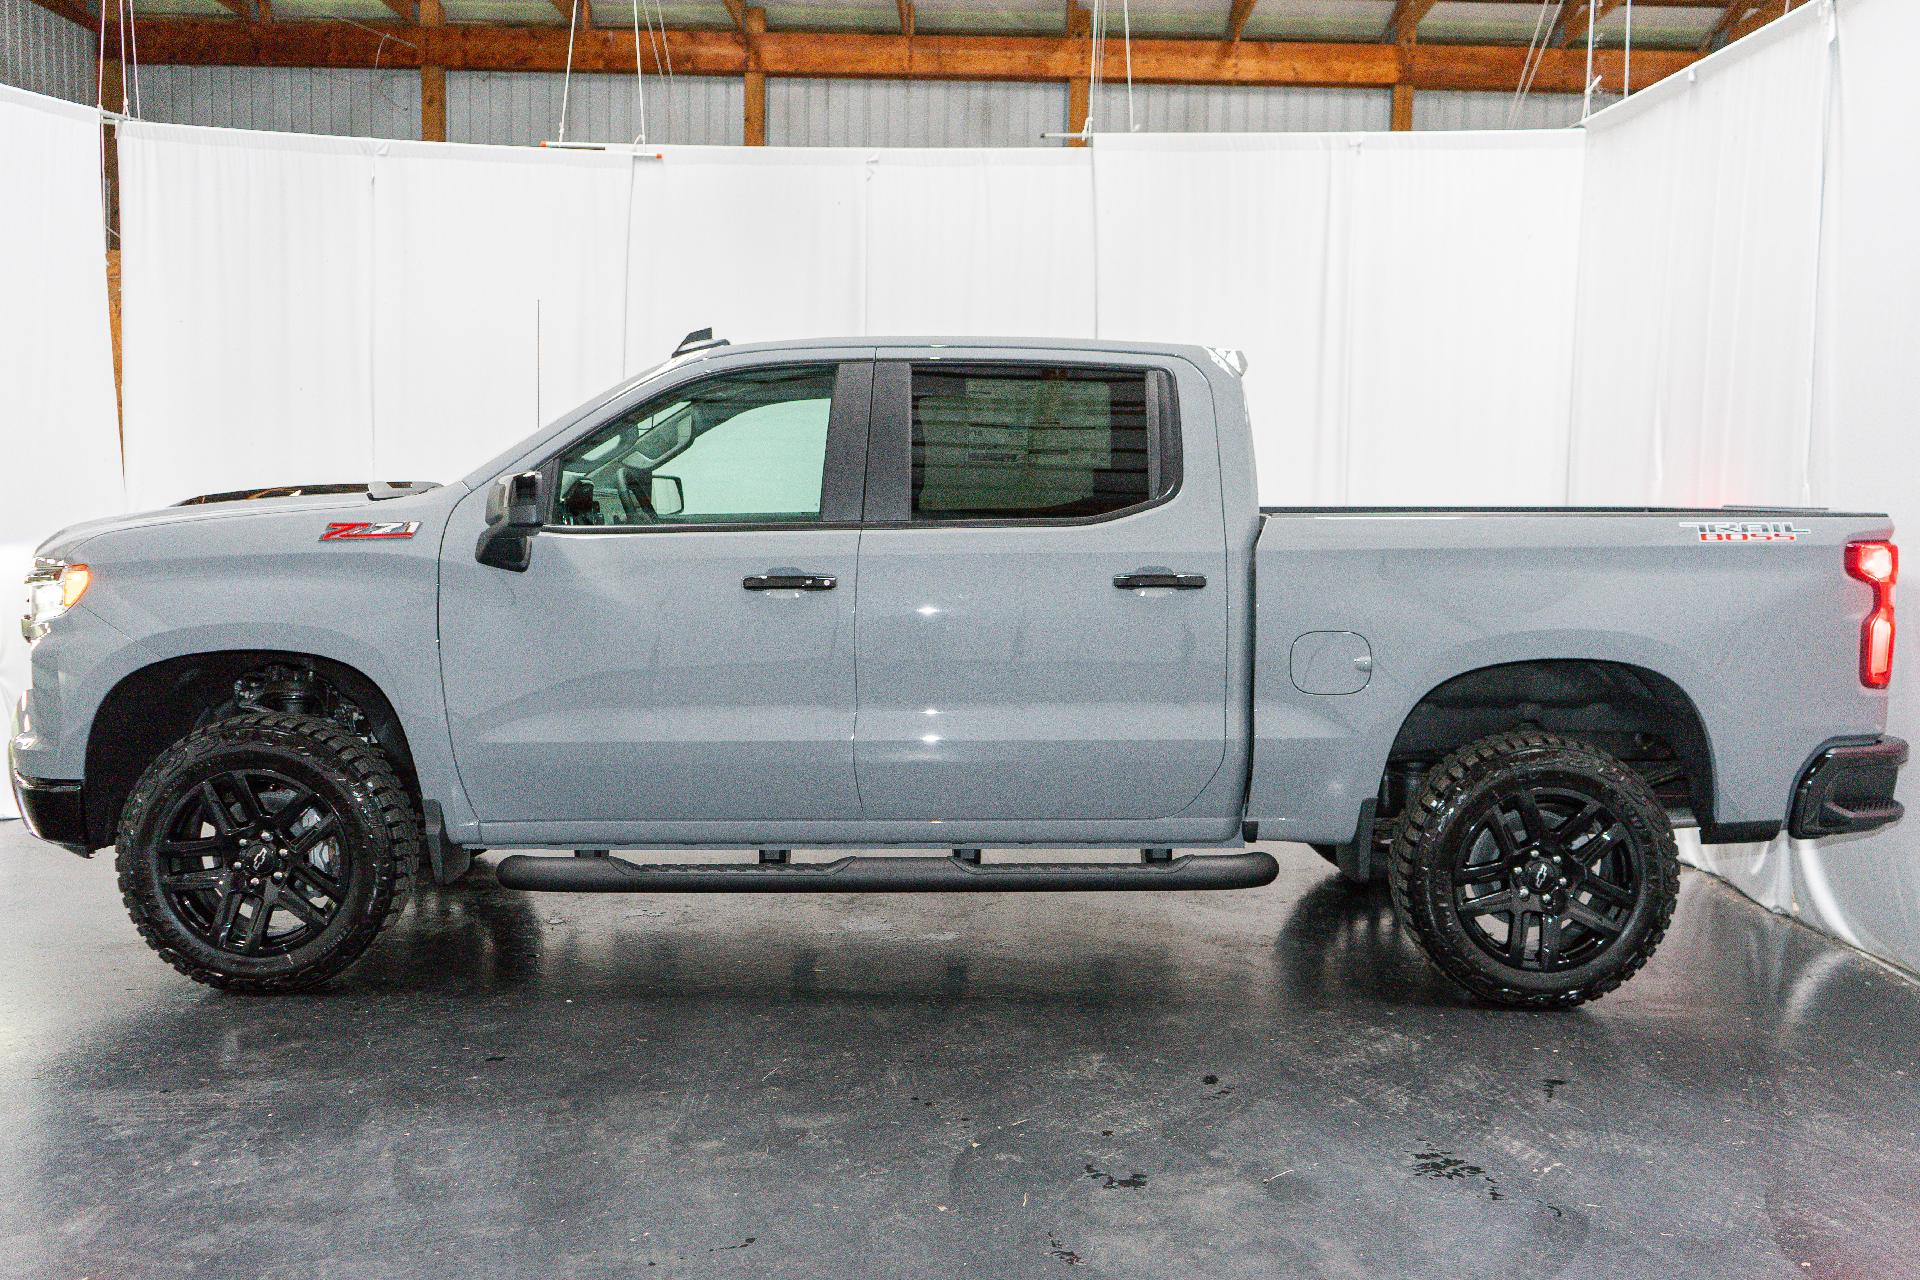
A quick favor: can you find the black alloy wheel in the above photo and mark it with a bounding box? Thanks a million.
[1389,730,1679,1009]
[116,712,420,992]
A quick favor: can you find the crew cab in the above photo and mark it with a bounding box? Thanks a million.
[9,336,1906,1007]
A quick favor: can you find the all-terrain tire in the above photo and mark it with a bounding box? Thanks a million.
[1388,729,1679,1010]
[115,711,420,993]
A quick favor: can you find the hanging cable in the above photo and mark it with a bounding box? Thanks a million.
[1507,0,1560,127]
[1581,0,1598,119]
[641,0,656,142]
[558,0,581,144]
[126,0,141,118]
[1121,0,1134,133]
[1623,0,1633,96]
[650,0,675,141]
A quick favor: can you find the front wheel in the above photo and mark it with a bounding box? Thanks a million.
[114,712,420,992]
[1389,730,1679,1010]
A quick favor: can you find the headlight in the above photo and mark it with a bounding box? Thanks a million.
[22,559,91,643]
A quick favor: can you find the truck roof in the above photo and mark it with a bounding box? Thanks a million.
[676,335,1234,365]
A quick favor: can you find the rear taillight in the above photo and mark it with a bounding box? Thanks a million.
[1846,540,1897,688]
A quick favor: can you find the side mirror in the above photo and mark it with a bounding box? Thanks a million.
[651,473,685,518]
[476,470,544,571]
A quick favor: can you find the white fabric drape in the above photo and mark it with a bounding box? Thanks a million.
[1569,9,1832,509]
[1573,0,1920,976]
[1094,131,1585,505]
[119,124,379,510]
[371,141,632,481]
[0,86,121,819]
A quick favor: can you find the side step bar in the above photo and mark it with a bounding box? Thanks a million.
[493,850,1279,894]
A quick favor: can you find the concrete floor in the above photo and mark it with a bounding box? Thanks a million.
[3,826,1919,1280]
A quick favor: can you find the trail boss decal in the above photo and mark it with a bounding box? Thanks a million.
[321,521,420,542]
[1682,521,1811,543]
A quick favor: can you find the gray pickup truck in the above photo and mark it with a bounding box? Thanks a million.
[9,335,1907,1008]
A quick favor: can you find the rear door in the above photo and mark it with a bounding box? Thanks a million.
[440,355,873,833]
[851,348,1231,821]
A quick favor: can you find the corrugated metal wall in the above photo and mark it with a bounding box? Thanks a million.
[449,72,744,146]
[1413,89,1615,131]
[1092,83,1394,133]
[88,71,1633,144]
[0,0,92,105]
[137,66,422,140]
[768,78,1068,147]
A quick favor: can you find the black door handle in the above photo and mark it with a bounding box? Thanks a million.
[1114,572,1207,590]
[743,573,837,591]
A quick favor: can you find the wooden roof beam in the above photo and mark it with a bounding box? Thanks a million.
[25,0,92,25]
[1728,0,1800,43]
[722,0,747,32]
[1702,0,1761,48]
[1226,0,1257,43]
[1386,0,1439,45]
[1556,0,1627,47]
[102,20,1704,95]
[897,0,913,39]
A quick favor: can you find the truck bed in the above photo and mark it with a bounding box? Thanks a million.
[1244,506,1893,847]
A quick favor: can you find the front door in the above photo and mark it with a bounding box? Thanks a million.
[852,351,1231,822]
[440,357,873,835]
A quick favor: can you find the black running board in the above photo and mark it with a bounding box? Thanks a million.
[493,851,1279,894]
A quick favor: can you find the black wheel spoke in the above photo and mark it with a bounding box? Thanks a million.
[198,781,242,836]
[1511,791,1548,846]
[268,783,322,836]
[1458,860,1510,886]
[159,835,230,858]
[1460,888,1516,916]
[1579,872,1636,908]
[273,886,325,930]
[1487,813,1522,860]
[291,814,340,856]
[233,898,271,954]
[1568,902,1624,938]
[210,884,245,944]
[1539,915,1565,970]
[1555,799,1605,850]
[289,862,343,903]
[1506,911,1532,964]
[161,867,229,893]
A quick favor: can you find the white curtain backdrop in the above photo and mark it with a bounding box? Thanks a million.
[1574,0,1920,976]
[1094,131,1585,505]
[0,85,122,820]
[1569,7,1832,508]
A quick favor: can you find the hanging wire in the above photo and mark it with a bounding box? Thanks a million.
[1623,0,1633,96]
[649,0,675,141]
[126,0,141,118]
[1580,0,1599,119]
[641,0,656,143]
[1121,0,1134,132]
[1506,0,1561,127]
[558,0,582,144]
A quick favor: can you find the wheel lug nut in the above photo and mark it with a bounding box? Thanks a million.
[249,877,261,887]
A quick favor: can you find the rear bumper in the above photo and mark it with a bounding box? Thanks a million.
[1789,736,1907,840]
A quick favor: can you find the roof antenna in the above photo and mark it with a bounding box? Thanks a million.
[673,327,729,357]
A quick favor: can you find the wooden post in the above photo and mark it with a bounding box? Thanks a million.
[1391,82,1413,131]
[743,7,766,146]
[1065,3,1090,147]
[420,0,445,141]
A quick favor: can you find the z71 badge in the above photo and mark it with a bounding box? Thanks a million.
[1681,520,1810,543]
[321,521,420,541]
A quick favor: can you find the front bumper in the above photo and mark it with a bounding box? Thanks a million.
[8,695,91,856]
[1789,736,1907,840]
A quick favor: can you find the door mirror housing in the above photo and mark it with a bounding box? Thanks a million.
[651,473,685,517]
[477,470,544,571]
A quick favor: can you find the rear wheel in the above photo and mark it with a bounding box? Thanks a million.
[114,711,419,992]
[1389,730,1678,1010]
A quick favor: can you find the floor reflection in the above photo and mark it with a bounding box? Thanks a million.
[2,832,1918,1280]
